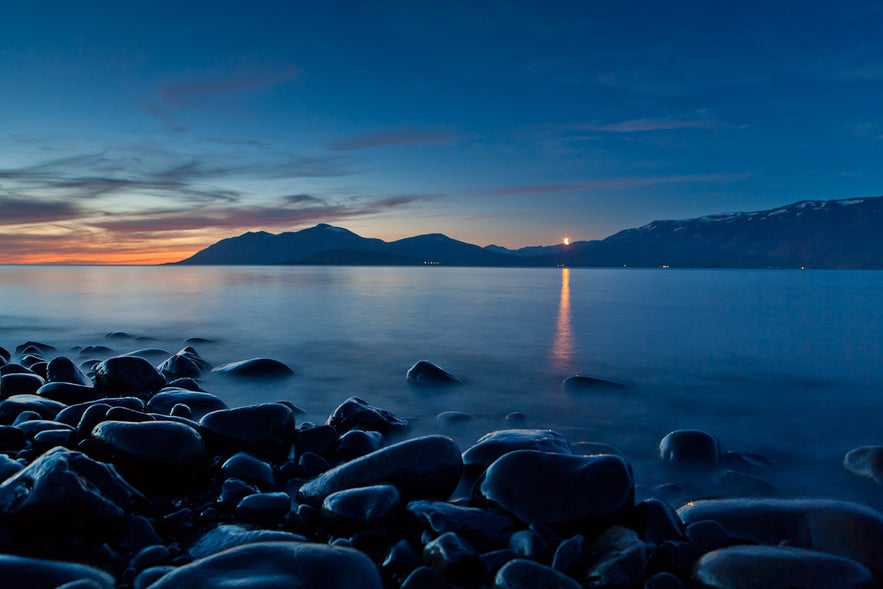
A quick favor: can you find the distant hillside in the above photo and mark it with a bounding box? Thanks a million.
[175,196,883,268]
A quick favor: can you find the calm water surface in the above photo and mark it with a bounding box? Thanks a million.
[1,265,881,506]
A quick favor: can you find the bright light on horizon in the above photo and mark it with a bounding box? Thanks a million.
[563,237,570,246]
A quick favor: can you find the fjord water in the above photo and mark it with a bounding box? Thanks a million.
[1,265,882,507]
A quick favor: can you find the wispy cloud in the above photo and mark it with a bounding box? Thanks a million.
[482,173,747,197]
[331,129,459,151]
[572,118,717,133]
[0,197,82,225]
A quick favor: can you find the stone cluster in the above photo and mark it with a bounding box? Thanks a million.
[0,341,881,588]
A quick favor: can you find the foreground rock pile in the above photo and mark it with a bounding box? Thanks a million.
[0,339,881,588]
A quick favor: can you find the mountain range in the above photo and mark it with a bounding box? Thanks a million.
[175,196,883,269]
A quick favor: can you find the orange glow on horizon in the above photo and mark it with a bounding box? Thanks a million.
[563,237,570,246]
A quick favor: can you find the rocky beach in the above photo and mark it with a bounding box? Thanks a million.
[0,338,881,589]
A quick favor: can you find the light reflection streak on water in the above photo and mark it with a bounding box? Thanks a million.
[551,267,573,369]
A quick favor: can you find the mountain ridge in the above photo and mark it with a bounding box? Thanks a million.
[174,195,883,269]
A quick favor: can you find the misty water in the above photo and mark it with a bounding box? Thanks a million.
[1,265,882,509]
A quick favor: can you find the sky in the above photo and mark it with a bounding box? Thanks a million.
[2,1,883,263]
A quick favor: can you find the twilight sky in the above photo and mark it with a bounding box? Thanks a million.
[2,1,883,263]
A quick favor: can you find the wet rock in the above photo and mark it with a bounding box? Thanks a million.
[0,394,65,424]
[463,429,572,473]
[691,545,876,589]
[17,419,74,438]
[407,500,514,551]
[582,525,647,589]
[298,452,330,477]
[0,554,115,589]
[437,410,474,424]
[222,452,275,487]
[295,424,338,457]
[630,498,684,545]
[562,375,626,391]
[199,403,295,459]
[844,446,883,485]
[130,544,171,571]
[495,558,582,589]
[406,360,461,385]
[423,531,484,582]
[56,397,145,427]
[322,484,401,532]
[509,529,549,561]
[157,354,203,381]
[297,435,462,508]
[218,478,257,507]
[146,389,228,420]
[46,357,93,386]
[37,382,103,404]
[685,519,732,552]
[478,450,633,533]
[91,420,207,492]
[1,372,46,397]
[0,362,33,375]
[235,492,291,526]
[659,429,721,467]
[211,358,294,378]
[326,396,408,434]
[677,498,883,577]
[551,535,584,575]
[146,541,382,589]
[335,429,382,460]
[401,566,460,589]
[0,447,142,543]
[15,341,57,355]
[188,524,307,559]
[94,356,165,395]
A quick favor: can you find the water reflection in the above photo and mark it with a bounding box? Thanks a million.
[551,268,573,369]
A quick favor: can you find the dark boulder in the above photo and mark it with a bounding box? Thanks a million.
[56,397,145,427]
[199,403,295,459]
[423,531,484,583]
[478,450,633,534]
[406,360,461,385]
[93,356,165,395]
[188,525,306,559]
[0,394,65,424]
[0,372,46,397]
[659,429,721,468]
[562,375,626,392]
[407,500,514,552]
[145,541,382,589]
[321,484,401,533]
[298,435,463,508]
[463,429,572,473]
[46,357,93,386]
[326,396,408,434]
[146,389,228,420]
[0,554,114,589]
[211,358,294,378]
[221,452,275,488]
[235,492,291,526]
[37,382,103,405]
[494,559,582,589]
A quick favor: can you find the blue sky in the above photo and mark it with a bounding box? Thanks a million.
[2,1,882,262]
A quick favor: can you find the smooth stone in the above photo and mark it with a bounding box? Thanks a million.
[677,498,883,577]
[691,545,876,589]
[94,356,165,395]
[105,406,154,422]
[221,452,275,487]
[56,397,145,427]
[199,403,295,459]
[509,529,549,561]
[478,450,633,532]
[406,360,461,385]
[423,531,484,582]
[644,572,686,589]
[401,566,459,589]
[298,451,330,477]
[106,331,136,340]
[437,410,474,424]
[321,484,401,532]
[156,353,203,380]
[630,498,684,545]
[297,435,463,508]
[495,559,582,589]
[0,372,46,397]
[583,525,647,589]
[16,419,74,438]
[463,429,572,472]
[0,363,33,375]
[407,500,514,552]
[15,341,57,355]
[295,424,338,456]
[335,428,382,460]
[12,409,42,425]
[235,492,291,525]
[189,525,307,559]
[551,535,584,575]
[130,545,170,570]
[0,447,142,540]
[135,567,175,589]
[844,446,883,485]
[146,390,228,420]
[211,358,294,378]
[0,454,23,480]
[218,478,257,507]
[33,428,77,449]
[91,420,207,491]
[37,382,103,404]
[659,429,721,467]
[382,538,421,579]
[46,357,93,386]
[145,541,382,589]
[326,396,408,434]
[0,394,65,424]
[562,375,626,391]
[0,554,114,589]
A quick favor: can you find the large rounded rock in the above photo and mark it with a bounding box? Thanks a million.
[46,357,93,386]
[146,389,228,420]
[145,541,382,589]
[37,382,103,405]
[297,435,462,508]
[844,446,883,485]
[199,403,295,459]
[406,360,461,385]
[691,545,876,589]
[91,420,207,492]
[321,484,401,532]
[407,500,514,551]
[94,356,165,395]
[0,394,65,424]
[189,525,306,559]
[0,372,46,397]
[495,559,582,589]
[55,397,145,427]
[478,450,633,533]
[659,429,721,467]
[0,554,115,589]
[211,358,294,378]
[463,429,572,473]
[677,498,883,577]
[326,396,408,434]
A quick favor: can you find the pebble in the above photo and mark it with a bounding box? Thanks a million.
[235,491,291,525]
[221,452,275,487]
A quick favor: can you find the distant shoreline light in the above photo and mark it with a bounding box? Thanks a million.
[563,237,570,246]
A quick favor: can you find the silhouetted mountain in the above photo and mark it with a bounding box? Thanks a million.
[175,196,883,268]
